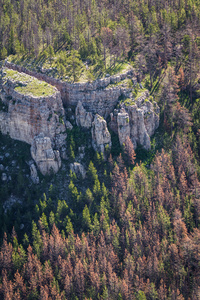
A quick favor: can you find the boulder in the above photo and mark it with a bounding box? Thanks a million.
[75,101,93,129]
[31,133,61,175]
[91,114,111,154]
[65,120,73,130]
[70,162,86,179]
[1,173,7,181]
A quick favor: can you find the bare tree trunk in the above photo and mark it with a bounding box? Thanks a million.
[104,46,106,69]
[189,41,193,104]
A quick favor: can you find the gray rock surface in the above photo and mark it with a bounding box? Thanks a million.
[70,162,86,179]
[75,101,93,129]
[0,68,66,150]
[91,114,111,154]
[4,61,134,118]
[31,133,61,175]
[3,194,22,213]
[65,120,73,130]
[117,109,131,146]
[1,63,160,172]
[2,173,7,181]
[30,163,39,184]
[111,91,160,150]
[0,68,67,174]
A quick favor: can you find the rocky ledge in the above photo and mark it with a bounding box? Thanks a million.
[76,90,159,151]
[4,61,134,118]
[0,63,160,177]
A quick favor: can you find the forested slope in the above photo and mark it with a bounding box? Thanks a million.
[1,0,200,299]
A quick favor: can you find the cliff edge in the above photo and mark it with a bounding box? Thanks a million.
[0,68,67,174]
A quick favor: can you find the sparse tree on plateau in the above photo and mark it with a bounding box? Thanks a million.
[134,54,147,82]
[101,27,113,69]
[115,26,130,59]
[66,49,83,82]
[160,22,172,68]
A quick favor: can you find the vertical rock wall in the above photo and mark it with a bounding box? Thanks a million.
[0,68,67,175]
[4,61,134,118]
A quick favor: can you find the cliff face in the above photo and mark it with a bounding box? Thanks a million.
[0,62,160,176]
[75,92,159,153]
[110,91,160,150]
[91,114,112,155]
[0,68,66,149]
[0,68,66,174]
[31,133,62,175]
[4,61,133,118]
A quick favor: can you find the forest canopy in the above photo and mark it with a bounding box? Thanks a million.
[1,0,200,299]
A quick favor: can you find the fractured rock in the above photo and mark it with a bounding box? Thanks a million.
[70,162,86,179]
[91,114,111,155]
[117,109,130,146]
[0,68,67,150]
[0,68,67,175]
[111,91,160,151]
[76,101,93,129]
[30,163,39,184]
[65,120,73,130]
[136,109,151,150]
[31,133,61,175]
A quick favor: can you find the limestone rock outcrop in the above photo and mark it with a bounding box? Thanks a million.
[5,61,134,118]
[0,68,66,150]
[65,120,73,130]
[91,114,112,154]
[30,163,39,184]
[0,63,161,177]
[2,173,7,181]
[70,162,86,179]
[75,101,93,129]
[0,68,68,175]
[110,91,160,150]
[117,109,131,146]
[31,133,61,175]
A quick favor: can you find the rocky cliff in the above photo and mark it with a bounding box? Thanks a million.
[76,90,159,152]
[4,61,134,118]
[91,114,112,155]
[0,68,66,174]
[110,91,160,150]
[31,133,62,175]
[0,62,160,176]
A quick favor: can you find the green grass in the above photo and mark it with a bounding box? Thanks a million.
[105,59,130,76]
[4,69,56,97]
[134,88,147,100]
[123,98,136,106]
